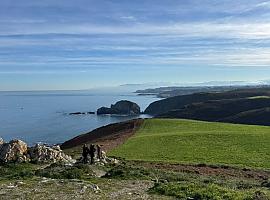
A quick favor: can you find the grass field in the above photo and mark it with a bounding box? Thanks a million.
[110,119,270,168]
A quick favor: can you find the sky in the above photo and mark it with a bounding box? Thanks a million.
[1,0,270,91]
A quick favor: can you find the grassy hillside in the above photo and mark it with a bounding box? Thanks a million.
[144,87,270,116]
[221,107,270,125]
[158,97,270,126]
[110,119,270,168]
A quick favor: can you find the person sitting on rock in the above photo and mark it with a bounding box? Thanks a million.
[89,144,96,164]
[82,144,89,164]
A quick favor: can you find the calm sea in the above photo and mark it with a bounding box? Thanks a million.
[0,90,159,145]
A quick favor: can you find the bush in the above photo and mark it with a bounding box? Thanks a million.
[36,166,82,179]
[103,165,153,180]
[35,163,95,180]
[0,163,35,179]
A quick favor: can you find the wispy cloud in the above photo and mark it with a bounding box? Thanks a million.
[1,0,270,90]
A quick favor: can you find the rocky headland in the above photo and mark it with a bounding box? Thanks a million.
[97,100,140,115]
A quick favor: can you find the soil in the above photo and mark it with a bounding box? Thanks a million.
[136,161,270,181]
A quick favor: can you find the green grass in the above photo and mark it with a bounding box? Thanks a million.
[110,119,270,168]
[0,163,37,180]
[149,182,268,200]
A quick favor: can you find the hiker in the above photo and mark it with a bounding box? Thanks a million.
[82,144,89,164]
[89,144,96,164]
[96,144,102,160]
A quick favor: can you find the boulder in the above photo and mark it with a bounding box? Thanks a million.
[0,139,29,163]
[97,100,140,115]
[28,144,75,164]
[0,138,4,145]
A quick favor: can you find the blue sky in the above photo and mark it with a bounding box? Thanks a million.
[1,0,270,90]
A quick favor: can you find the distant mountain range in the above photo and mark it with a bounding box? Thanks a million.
[137,85,270,98]
[122,80,270,88]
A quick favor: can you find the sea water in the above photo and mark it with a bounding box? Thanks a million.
[0,90,159,145]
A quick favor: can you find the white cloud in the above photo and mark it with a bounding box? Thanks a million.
[1,21,270,40]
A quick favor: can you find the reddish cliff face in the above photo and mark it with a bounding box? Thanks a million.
[61,119,144,151]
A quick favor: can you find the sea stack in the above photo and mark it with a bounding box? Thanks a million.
[97,100,140,115]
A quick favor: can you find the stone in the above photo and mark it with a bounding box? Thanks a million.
[16,181,24,186]
[28,144,75,164]
[97,100,140,115]
[89,184,100,192]
[6,184,17,189]
[80,185,88,193]
[0,138,4,145]
[52,145,62,151]
[0,139,29,163]
[0,139,75,164]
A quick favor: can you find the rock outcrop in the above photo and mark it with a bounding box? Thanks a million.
[97,100,140,115]
[28,144,74,164]
[0,139,29,163]
[0,139,74,164]
[97,107,116,115]
[69,111,95,115]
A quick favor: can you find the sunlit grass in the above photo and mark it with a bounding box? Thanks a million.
[110,119,270,168]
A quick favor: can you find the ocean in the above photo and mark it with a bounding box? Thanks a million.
[0,90,159,145]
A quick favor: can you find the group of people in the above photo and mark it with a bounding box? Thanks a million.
[82,144,102,164]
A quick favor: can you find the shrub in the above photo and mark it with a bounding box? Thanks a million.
[36,165,84,179]
[0,163,35,179]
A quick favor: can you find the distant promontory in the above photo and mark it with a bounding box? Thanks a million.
[97,100,140,115]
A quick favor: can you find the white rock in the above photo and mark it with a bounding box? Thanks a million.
[80,185,87,193]
[29,144,74,164]
[0,139,29,163]
[6,184,17,189]
[0,138,4,145]
[16,181,24,185]
[90,184,100,192]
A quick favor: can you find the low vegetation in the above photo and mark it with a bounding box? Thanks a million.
[149,182,267,200]
[1,158,270,199]
[0,163,37,180]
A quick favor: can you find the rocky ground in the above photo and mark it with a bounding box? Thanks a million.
[0,178,172,200]
[0,160,269,200]
[0,161,174,200]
